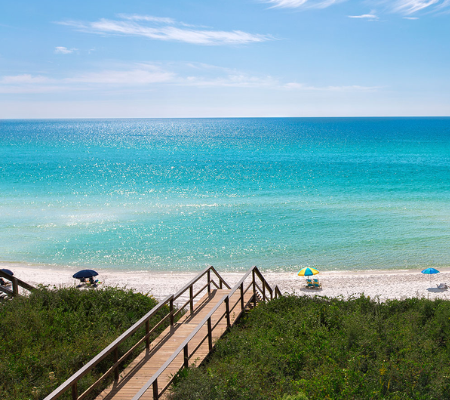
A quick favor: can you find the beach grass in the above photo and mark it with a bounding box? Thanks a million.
[169,294,450,399]
[0,285,170,400]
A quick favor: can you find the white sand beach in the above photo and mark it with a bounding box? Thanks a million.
[3,261,450,304]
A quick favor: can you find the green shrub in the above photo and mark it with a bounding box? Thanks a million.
[279,394,308,400]
[0,285,170,400]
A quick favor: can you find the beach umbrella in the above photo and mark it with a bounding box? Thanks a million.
[1,269,13,276]
[297,267,319,277]
[73,269,98,279]
[421,267,439,286]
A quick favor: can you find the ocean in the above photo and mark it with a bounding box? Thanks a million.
[1,117,450,273]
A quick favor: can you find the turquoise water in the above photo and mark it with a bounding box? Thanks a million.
[1,117,450,272]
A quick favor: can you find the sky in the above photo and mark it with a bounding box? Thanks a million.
[1,0,449,118]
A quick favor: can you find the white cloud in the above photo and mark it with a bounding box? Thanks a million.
[55,46,77,54]
[0,65,173,93]
[0,63,380,95]
[392,0,439,14]
[348,13,378,20]
[380,0,450,15]
[117,14,176,24]
[264,0,345,9]
[58,15,273,45]
[284,82,380,91]
[1,74,50,84]
[264,0,450,15]
[68,66,174,85]
[183,74,279,88]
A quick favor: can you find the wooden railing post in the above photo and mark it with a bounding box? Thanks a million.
[145,320,150,350]
[12,277,18,297]
[152,379,158,400]
[240,282,244,311]
[207,317,213,351]
[184,344,189,368]
[71,382,77,400]
[207,269,211,295]
[262,281,266,302]
[189,286,194,314]
[114,347,119,381]
[170,298,174,327]
[252,269,257,307]
[225,297,231,328]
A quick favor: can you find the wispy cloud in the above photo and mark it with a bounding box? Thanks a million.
[67,65,174,85]
[0,63,380,94]
[392,0,439,14]
[117,14,176,24]
[1,74,50,84]
[284,82,380,91]
[0,64,172,93]
[348,13,378,20]
[264,0,450,15]
[58,15,273,45]
[264,0,345,9]
[54,46,77,54]
[379,0,450,15]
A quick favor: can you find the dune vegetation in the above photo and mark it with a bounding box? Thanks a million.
[0,286,170,400]
[169,294,450,400]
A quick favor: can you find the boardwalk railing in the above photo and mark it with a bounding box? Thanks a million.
[131,266,281,400]
[0,269,35,297]
[44,266,229,400]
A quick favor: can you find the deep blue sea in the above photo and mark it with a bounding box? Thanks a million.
[1,117,450,272]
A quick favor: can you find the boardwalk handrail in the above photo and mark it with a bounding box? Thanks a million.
[132,266,281,400]
[44,266,229,400]
[0,269,35,297]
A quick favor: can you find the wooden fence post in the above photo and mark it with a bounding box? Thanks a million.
[189,285,194,315]
[207,317,213,351]
[71,382,77,400]
[225,297,231,328]
[240,282,244,311]
[12,277,19,297]
[145,320,150,350]
[184,344,189,368]
[207,269,211,295]
[153,379,158,400]
[252,269,257,307]
[114,347,119,381]
[170,298,174,326]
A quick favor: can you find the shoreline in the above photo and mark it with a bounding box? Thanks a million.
[3,261,450,303]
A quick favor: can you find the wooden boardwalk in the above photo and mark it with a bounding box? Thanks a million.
[96,288,254,400]
[44,266,281,400]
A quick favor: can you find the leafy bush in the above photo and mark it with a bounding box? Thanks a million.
[0,285,170,400]
[169,294,450,400]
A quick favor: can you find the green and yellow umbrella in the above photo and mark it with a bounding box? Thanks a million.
[297,267,320,277]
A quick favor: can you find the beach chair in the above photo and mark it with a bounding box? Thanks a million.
[306,279,314,288]
[0,278,10,287]
[437,283,448,290]
[313,278,321,289]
